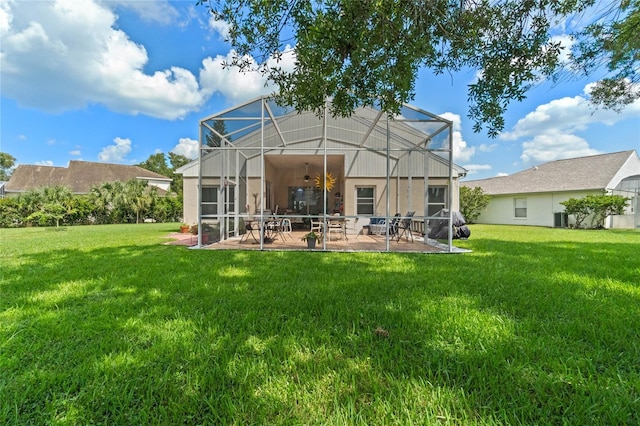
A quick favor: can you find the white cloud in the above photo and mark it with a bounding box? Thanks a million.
[1,0,297,119]
[199,47,296,104]
[500,82,640,163]
[478,143,497,152]
[438,112,475,163]
[98,137,132,162]
[171,137,199,160]
[35,160,54,166]
[463,164,492,175]
[504,84,640,141]
[0,1,10,35]
[69,150,81,156]
[208,16,230,40]
[1,0,205,119]
[521,133,600,163]
[496,172,509,177]
[548,34,574,67]
[107,0,179,25]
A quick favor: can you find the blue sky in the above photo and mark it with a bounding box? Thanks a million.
[1,0,638,181]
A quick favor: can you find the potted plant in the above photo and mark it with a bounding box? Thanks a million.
[179,223,190,233]
[189,223,210,244]
[301,230,321,249]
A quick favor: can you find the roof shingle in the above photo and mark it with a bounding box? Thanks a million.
[462,151,636,195]
[6,161,170,194]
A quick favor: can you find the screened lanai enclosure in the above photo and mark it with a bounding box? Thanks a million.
[183,96,468,252]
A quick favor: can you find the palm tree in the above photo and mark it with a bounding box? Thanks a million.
[25,185,73,227]
[89,182,115,224]
[124,179,152,224]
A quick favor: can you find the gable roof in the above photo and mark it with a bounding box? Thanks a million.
[6,160,171,194]
[462,151,638,195]
[177,97,467,178]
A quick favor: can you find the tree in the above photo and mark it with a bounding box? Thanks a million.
[150,195,183,223]
[138,153,172,177]
[139,151,190,198]
[199,0,604,136]
[89,179,156,224]
[560,197,591,228]
[206,120,230,147]
[168,152,190,197]
[25,185,74,227]
[0,197,23,227]
[168,152,190,170]
[460,186,490,224]
[89,181,116,224]
[586,193,629,228]
[561,193,629,228]
[0,152,16,181]
[124,179,154,224]
[570,0,640,110]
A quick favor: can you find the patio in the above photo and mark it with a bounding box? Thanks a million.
[177,96,468,253]
[165,230,469,254]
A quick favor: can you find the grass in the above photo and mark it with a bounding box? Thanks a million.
[1,223,639,425]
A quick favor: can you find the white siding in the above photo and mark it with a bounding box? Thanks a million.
[476,191,596,227]
[607,152,640,189]
[146,178,171,192]
[182,177,198,225]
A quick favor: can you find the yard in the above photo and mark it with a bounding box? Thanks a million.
[1,224,638,424]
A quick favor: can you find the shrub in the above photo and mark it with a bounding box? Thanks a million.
[561,193,630,228]
[0,197,23,227]
[460,186,490,223]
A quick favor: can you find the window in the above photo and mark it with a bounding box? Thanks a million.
[356,187,375,215]
[224,185,235,213]
[514,198,527,218]
[202,186,218,216]
[288,186,317,213]
[428,186,447,216]
[202,185,235,216]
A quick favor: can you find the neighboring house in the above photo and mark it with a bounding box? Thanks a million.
[462,150,640,229]
[177,96,468,249]
[0,181,6,198]
[5,161,172,195]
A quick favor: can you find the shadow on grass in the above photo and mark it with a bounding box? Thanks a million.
[1,234,639,424]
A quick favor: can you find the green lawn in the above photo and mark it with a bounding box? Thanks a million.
[1,224,639,425]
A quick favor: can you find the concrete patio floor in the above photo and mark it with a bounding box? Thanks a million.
[165,231,470,254]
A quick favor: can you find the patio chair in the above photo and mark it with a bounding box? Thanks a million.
[369,218,386,235]
[327,214,346,241]
[265,218,287,242]
[281,218,293,240]
[310,217,324,235]
[388,213,402,238]
[240,221,260,243]
[396,211,415,242]
[344,217,360,240]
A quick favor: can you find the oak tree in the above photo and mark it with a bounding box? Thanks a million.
[197,0,623,136]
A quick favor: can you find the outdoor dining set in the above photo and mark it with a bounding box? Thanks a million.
[239,211,415,245]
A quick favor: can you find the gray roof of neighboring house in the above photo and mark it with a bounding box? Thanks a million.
[5,161,171,194]
[461,150,637,195]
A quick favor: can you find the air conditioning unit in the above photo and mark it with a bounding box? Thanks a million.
[554,212,568,228]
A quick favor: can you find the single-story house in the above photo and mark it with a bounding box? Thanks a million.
[176,96,468,251]
[5,160,172,195]
[462,150,640,228]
